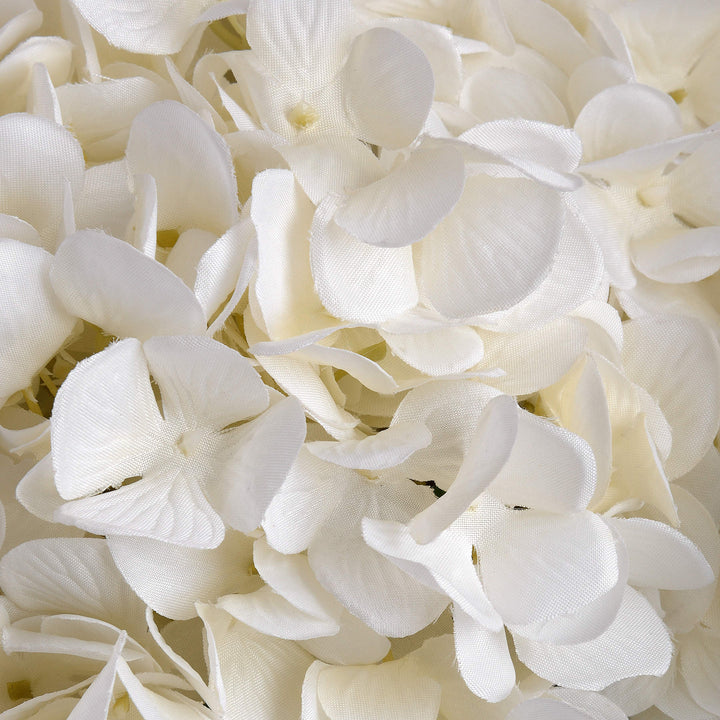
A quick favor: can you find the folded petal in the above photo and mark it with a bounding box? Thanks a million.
[208,396,306,534]
[489,411,597,513]
[409,394,518,543]
[51,230,207,340]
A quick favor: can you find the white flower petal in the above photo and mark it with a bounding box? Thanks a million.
[0,112,84,242]
[419,174,564,319]
[263,449,352,555]
[679,626,720,715]
[514,587,672,690]
[334,145,464,248]
[279,138,383,206]
[362,518,501,629]
[609,517,714,591]
[56,465,225,549]
[107,532,258,621]
[489,411,597,513]
[246,0,353,88]
[380,324,485,376]
[463,67,568,125]
[143,335,269,429]
[306,422,431,471]
[622,314,720,479]
[309,480,449,637]
[51,230,207,340]
[198,603,314,720]
[218,586,340,641]
[344,27,434,149]
[317,661,441,720]
[310,198,419,323]
[632,226,720,284]
[69,0,213,54]
[208,395,306,534]
[480,510,618,626]
[0,538,145,635]
[126,100,238,234]
[52,338,165,500]
[574,84,682,162]
[453,606,515,703]
[0,241,76,401]
[252,169,329,341]
[409,394,518,544]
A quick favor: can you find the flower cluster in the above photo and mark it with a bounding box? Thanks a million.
[1,0,719,718]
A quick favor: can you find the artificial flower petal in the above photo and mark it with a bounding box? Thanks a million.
[126,100,238,234]
[51,230,207,340]
[51,338,165,500]
[334,144,465,248]
[343,27,434,149]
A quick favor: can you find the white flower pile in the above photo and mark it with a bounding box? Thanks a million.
[1,0,720,718]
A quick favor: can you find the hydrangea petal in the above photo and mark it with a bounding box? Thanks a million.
[452,606,515,703]
[107,532,258,621]
[419,174,563,319]
[0,241,76,401]
[334,145,465,248]
[52,338,166,500]
[514,587,672,690]
[343,27,434,149]
[51,231,207,341]
[126,100,238,234]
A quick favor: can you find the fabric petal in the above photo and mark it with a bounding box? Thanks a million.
[126,100,238,234]
[51,338,165,500]
[198,603,314,720]
[608,517,714,591]
[419,174,563,319]
[479,509,618,626]
[0,538,145,635]
[334,145,464,248]
[453,606,515,703]
[56,465,225,549]
[0,112,84,243]
[489,411,597,513]
[69,0,213,54]
[343,27,434,149]
[107,531,258,621]
[143,335,269,429]
[622,314,720,479]
[310,198,419,323]
[409,394,518,544]
[51,230,207,340]
[0,241,76,401]
[208,395,306,534]
[306,422,431,471]
[514,587,673,690]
